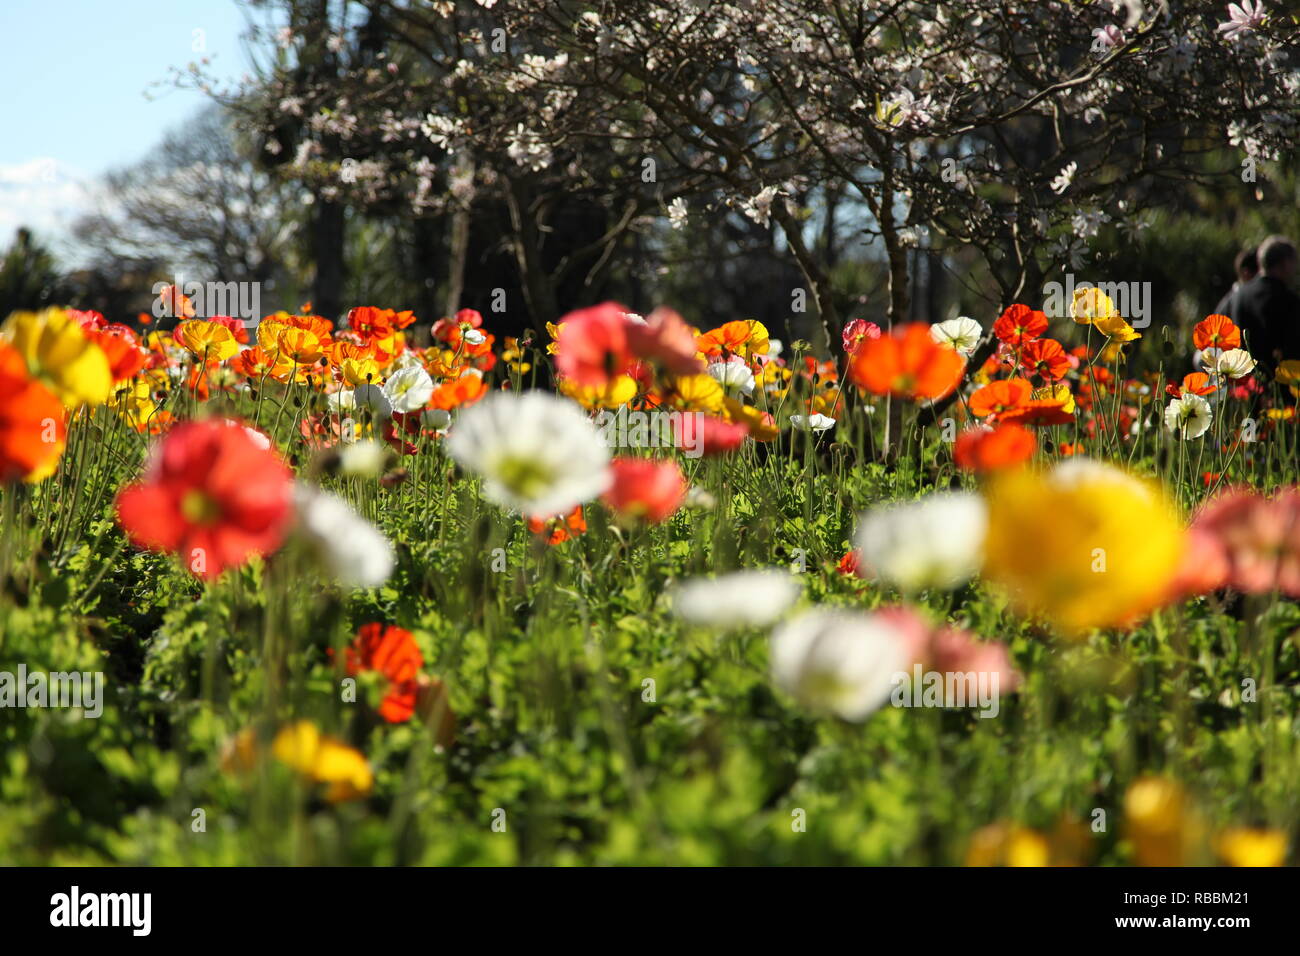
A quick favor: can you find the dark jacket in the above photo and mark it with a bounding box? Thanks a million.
[1222,275,1300,375]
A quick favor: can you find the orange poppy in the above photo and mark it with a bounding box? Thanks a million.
[427,372,489,410]
[993,304,1048,346]
[1193,314,1241,351]
[998,399,1074,427]
[0,341,66,482]
[528,505,587,545]
[953,423,1036,472]
[969,377,1033,418]
[1019,338,1070,381]
[848,323,965,400]
[336,623,423,723]
[1166,372,1216,398]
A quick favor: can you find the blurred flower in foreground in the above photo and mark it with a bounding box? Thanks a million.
[0,341,65,483]
[1214,827,1287,867]
[769,609,913,721]
[1187,486,1300,596]
[965,817,1092,867]
[1124,776,1200,866]
[115,419,294,581]
[446,390,611,519]
[602,457,686,524]
[982,460,1183,632]
[292,484,395,587]
[953,423,1035,473]
[272,721,373,802]
[669,569,802,629]
[854,491,987,592]
[848,323,965,400]
[2,307,112,408]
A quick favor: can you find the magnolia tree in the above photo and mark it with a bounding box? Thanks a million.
[196,0,1299,351]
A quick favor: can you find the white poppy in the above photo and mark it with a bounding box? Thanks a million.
[353,384,393,419]
[669,569,802,629]
[929,316,982,357]
[706,356,756,395]
[769,609,912,721]
[789,413,836,432]
[445,390,611,518]
[855,491,987,592]
[1216,348,1256,379]
[292,484,395,588]
[1163,393,1212,439]
[337,439,388,478]
[382,364,435,414]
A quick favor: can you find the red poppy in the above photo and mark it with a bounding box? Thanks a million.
[555,302,635,386]
[968,377,1033,418]
[836,550,863,577]
[340,623,423,723]
[1019,338,1070,381]
[602,457,687,524]
[1193,314,1241,351]
[848,323,965,400]
[115,419,294,580]
[953,423,1036,472]
[993,304,1048,346]
[673,413,749,456]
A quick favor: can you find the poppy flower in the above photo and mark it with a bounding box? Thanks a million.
[528,505,587,545]
[84,326,147,382]
[1193,314,1241,351]
[998,399,1074,427]
[969,377,1033,418]
[1166,372,1217,398]
[993,304,1048,346]
[842,318,882,355]
[115,419,294,580]
[338,623,424,723]
[428,370,489,410]
[696,319,770,360]
[555,301,636,386]
[271,720,373,802]
[1019,338,1070,381]
[953,423,1036,472]
[673,412,748,456]
[0,341,66,483]
[1188,487,1300,596]
[602,457,687,524]
[176,319,240,363]
[848,323,965,400]
[2,307,113,408]
[836,549,863,576]
[625,306,705,375]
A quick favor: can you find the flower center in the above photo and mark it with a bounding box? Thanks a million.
[181,489,223,525]
[495,455,556,500]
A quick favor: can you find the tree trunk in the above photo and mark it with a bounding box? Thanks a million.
[311,196,345,324]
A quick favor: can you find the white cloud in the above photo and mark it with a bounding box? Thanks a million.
[0,158,96,258]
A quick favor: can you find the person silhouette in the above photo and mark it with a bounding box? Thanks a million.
[1224,235,1300,377]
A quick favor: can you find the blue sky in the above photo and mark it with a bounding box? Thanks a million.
[0,0,260,253]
